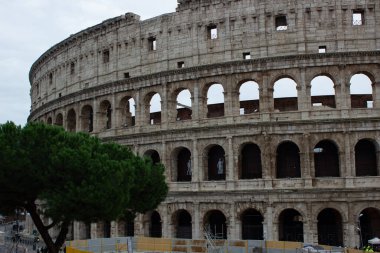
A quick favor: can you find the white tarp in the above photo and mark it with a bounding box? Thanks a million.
[368,237,380,245]
[0,231,4,245]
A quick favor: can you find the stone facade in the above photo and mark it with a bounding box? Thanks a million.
[29,0,380,248]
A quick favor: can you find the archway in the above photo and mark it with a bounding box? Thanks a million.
[278,209,303,242]
[355,139,378,176]
[207,145,226,180]
[207,84,224,118]
[176,148,192,182]
[144,150,160,165]
[120,96,135,127]
[311,75,336,108]
[276,142,301,178]
[317,208,343,246]
[359,208,380,247]
[176,89,192,121]
[174,210,192,239]
[55,113,63,126]
[240,143,262,179]
[67,109,76,132]
[350,74,373,108]
[241,209,264,240]
[47,117,52,125]
[273,78,298,112]
[150,211,162,238]
[81,105,93,132]
[204,210,227,239]
[103,221,111,238]
[239,81,260,115]
[149,93,161,125]
[314,140,340,177]
[100,100,112,129]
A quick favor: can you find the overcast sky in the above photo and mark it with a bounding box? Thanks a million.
[0,0,178,126]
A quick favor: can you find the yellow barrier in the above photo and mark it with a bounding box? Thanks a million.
[136,236,172,252]
[66,246,89,253]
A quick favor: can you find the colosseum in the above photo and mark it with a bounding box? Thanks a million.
[28,0,380,248]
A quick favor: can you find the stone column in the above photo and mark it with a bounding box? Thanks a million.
[265,205,274,240]
[192,84,200,121]
[193,203,200,239]
[162,206,169,238]
[111,221,117,237]
[228,204,236,239]
[91,222,97,239]
[161,141,169,182]
[302,133,313,187]
[161,84,169,126]
[192,138,199,184]
[227,136,234,182]
[111,94,116,129]
[134,89,143,127]
[373,82,380,108]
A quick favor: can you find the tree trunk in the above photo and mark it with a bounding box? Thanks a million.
[25,201,67,253]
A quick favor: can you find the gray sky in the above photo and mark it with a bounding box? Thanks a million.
[0,0,178,126]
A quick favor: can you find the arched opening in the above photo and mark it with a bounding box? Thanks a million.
[84,222,91,239]
[144,150,160,165]
[314,140,340,177]
[239,81,260,115]
[350,74,373,108]
[55,113,63,126]
[47,117,52,125]
[67,109,76,132]
[150,211,162,238]
[317,208,343,246]
[103,221,111,238]
[204,210,227,239]
[176,89,192,121]
[311,75,336,109]
[100,100,112,129]
[241,209,264,240]
[359,208,380,247]
[123,220,135,237]
[207,84,224,118]
[149,93,162,125]
[176,148,192,182]
[207,145,226,181]
[120,97,135,127]
[355,139,378,176]
[240,143,262,179]
[174,210,192,239]
[279,209,303,242]
[273,78,298,112]
[81,105,93,132]
[276,142,301,178]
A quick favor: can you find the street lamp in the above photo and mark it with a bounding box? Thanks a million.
[358,213,364,249]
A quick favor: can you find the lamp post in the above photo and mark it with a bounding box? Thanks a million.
[358,213,363,249]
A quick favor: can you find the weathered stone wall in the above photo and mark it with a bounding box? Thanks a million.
[28,0,380,248]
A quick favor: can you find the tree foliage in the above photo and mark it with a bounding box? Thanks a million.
[0,122,168,253]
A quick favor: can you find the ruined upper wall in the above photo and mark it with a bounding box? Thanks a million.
[29,0,379,111]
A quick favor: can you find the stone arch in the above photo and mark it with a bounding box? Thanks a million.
[350,73,374,109]
[149,211,162,238]
[358,207,380,246]
[175,88,192,121]
[67,109,76,132]
[119,96,136,127]
[278,208,304,242]
[203,210,227,239]
[171,147,192,182]
[276,141,301,178]
[206,144,226,181]
[238,80,260,115]
[118,218,135,237]
[355,139,378,176]
[55,113,63,126]
[314,139,340,177]
[273,76,298,112]
[144,149,161,165]
[145,92,161,125]
[80,105,93,132]
[311,75,336,109]
[204,83,225,118]
[99,100,112,129]
[240,208,264,240]
[172,209,192,239]
[47,117,52,125]
[317,208,343,246]
[239,142,262,179]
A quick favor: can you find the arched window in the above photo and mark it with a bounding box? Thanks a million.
[276,142,301,178]
[358,208,380,245]
[350,74,373,108]
[150,211,162,238]
[241,209,263,240]
[314,140,340,177]
[55,113,63,126]
[67,109,76,132]
[207,84,224,118]
[240,143,262,179]
[173,210,192,239]
[273,78,298,112]
[204,210,227,239]
[355,139,378,176]
[81,105,93,132]
[47,117,52,125]
[279,209,303,242]
[100,100,112,129]
[239,81,260,115]
[317,208,343,246]
[120,97,135,127]
[144,150,160,165]
[149,93,162,125]
[207,145,225,181]
[176,89,192,121]
[103,221,111,238]
[176,148,192,182]
[311,75,336,108]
